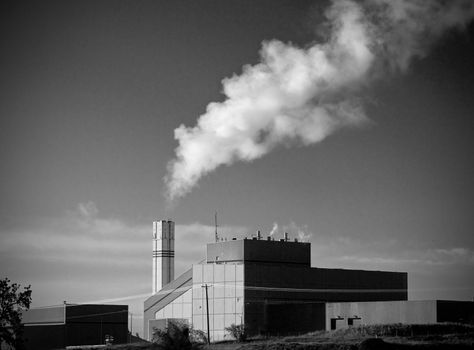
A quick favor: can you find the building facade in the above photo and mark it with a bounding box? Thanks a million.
[144,226,408,341]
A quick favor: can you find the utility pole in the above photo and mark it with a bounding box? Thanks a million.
[201,283,211,344]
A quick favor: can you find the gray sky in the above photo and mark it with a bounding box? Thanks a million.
[1,0,474,337]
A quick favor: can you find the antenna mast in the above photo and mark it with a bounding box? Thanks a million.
[215,211,219,242]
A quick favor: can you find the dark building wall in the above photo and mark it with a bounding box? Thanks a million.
[207,240,310,266]
[244,264,407,302]
[436,300,474,323]
[264,302,326,335]
[23,325,65,350]
[22,304,128,349]
[243,264,407,335]
[65,304,128,346]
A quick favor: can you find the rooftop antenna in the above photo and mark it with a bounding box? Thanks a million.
[214,211,219,242]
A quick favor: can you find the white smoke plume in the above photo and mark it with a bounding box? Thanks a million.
[297,229,313,243]
[165,0,474,201]
[269,222,279,237]
[284,222,313,242]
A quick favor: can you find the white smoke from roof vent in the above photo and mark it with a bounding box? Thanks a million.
[269,222,279,237]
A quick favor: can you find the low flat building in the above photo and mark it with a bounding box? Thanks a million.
[21,304,128,350]
[325,300,474,330]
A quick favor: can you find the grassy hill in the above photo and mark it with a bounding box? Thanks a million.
[67,323,474,350]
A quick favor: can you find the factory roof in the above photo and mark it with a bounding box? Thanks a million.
[207,237,311,266]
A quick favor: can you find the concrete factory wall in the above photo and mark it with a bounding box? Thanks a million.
[144,268,192,340]
[324,300,474,330]
[325,301,437,330]
[192,263,245,341]
[148,318,189,340]
[22,305,65,325]
[154,289,192,322]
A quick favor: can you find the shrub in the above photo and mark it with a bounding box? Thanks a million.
[225,323,247,342]
[188,327,207,344]
[152,322,192,350]
[152,322,207,349]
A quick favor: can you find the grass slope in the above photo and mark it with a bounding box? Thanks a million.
[66,323,474,350]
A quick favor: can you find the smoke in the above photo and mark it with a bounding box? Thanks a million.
[269,222,279,237]
[363,0,474,73]
[77,201,98,220]
[284,222,313,242]
[267,221,313,242]
[165,0,474,201]
[297,229,312,243]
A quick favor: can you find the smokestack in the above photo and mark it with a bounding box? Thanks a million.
[152,220,175,294]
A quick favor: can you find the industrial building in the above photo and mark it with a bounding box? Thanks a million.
[145,220,427,341]
[21,303,129,350]
[325,300,474,330]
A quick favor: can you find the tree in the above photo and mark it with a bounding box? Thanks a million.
[0,278,32,350]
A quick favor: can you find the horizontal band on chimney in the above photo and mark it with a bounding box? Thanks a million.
[153,253,175,257]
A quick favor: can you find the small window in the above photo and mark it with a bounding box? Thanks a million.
[348,316,362,327]
[330,317,344,330]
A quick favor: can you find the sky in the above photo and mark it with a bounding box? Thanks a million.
[1,0,474,337]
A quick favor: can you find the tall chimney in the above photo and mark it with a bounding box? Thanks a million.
[152,220,175,294]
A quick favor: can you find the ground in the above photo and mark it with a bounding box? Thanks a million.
[63,324,474,350]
